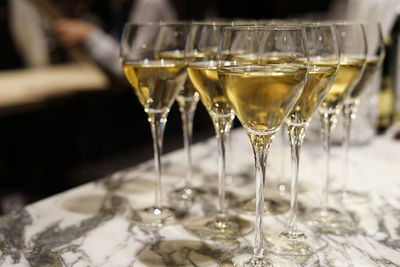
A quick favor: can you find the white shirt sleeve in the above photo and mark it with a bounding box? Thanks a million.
[9,0,50,67]
[129,0,177,23]
[84,0,177,77]
[85,27,123,77]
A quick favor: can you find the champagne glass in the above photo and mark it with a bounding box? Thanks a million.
[156,22,206,205]
[269,23,340,256]
[120,22,189,228]
[339,22,385,202]
[309,22,367,234]
[183,22,252,239]
[218,25,309,266]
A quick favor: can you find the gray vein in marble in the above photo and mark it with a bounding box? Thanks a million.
[351,238,398,267]
[370,195,400,250]
[0,128,399,266]
[0,209,31,264]
[130,219,249,267]
[0,193,129,266]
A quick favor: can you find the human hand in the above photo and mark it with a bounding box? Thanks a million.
[54,19,95,46]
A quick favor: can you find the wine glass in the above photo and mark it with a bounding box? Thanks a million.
[120,22,189,228]
[183,22,252,239]
[268,23,340,257]
[218,25,309,266]
[339,22,385,202]
[309,22,367,235]
[156,22,206,206]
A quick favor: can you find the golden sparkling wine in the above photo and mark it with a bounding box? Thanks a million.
[288,62,337,124]
[156,50,215,61]
[122,60,186,113]
[349,56,381,100]
[187,61,233,116]
[229,53,258,64]
[319,57,365,112]
[219,64,307,134]
[156,50,215,100]
[229,53,303,65]
[155,50,186,60]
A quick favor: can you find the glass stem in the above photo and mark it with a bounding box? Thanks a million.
[319,111,338,211]
[149,111,168,209]
[279,125,286,185]
[286,123,307,232]
[249,132,274,259]
[212,114,234,215]
[179,101,197,188]
[342,101,358,196]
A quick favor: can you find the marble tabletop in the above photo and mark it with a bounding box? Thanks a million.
[0,123,399,266]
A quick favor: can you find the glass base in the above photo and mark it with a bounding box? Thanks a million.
[333,189,371,204]
[129,206,179,229]
[277,182,291,197]
[308,207,359,235]
[168,186,206,207]
[266,179,306,197]
[243,256,271,267]
[225,169,253,187]
[184,213,253,240]
[206,187,240,208]
[267,230,327,257]
[267,180,291,197]
[235,196,290,215]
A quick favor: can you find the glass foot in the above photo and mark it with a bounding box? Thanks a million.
[206,187,240,208]
[129,206,179,229]
[168,186,206,206]
[235,196,290,215]
[243,256,272,267]
[333,189,371,204]
[226,169,253,187]
[267,230,327,256]
[266,180,306,197]
[277,182,291,197]
[236,253,304,266]
[184,213,253,240]
[308,207,359,235]
[267,180,291,197]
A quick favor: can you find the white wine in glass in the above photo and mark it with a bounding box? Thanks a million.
[218,25,309,266]
[309,22,367,235]
[339,22,385,203]
[268,24,340,258]
[183,23,253,240]
[123,61,186,112]
[318,57,365,113]
[156,47,208,205]
[120,23,189,228]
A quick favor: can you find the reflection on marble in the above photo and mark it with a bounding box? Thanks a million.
[0,127,399,266]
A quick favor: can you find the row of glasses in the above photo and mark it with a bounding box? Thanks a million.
[120,20,384,265]
[218,24,310,266]
[161,38,204,205]
[338,23,385,203]
[120,22,189,227]
[309,22,368,235]
[269,23,340,257]
[184,22,253,239]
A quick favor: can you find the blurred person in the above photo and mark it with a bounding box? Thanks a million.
[10,0,177,77]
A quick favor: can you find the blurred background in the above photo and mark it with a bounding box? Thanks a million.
[0,0,398,214]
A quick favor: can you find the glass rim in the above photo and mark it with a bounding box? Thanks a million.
[123,21,191,28]
[298,21,336,26]
[191,21,235,26]
[358,21,383,27]
[222,25,306,31]
[324,20,366,26]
